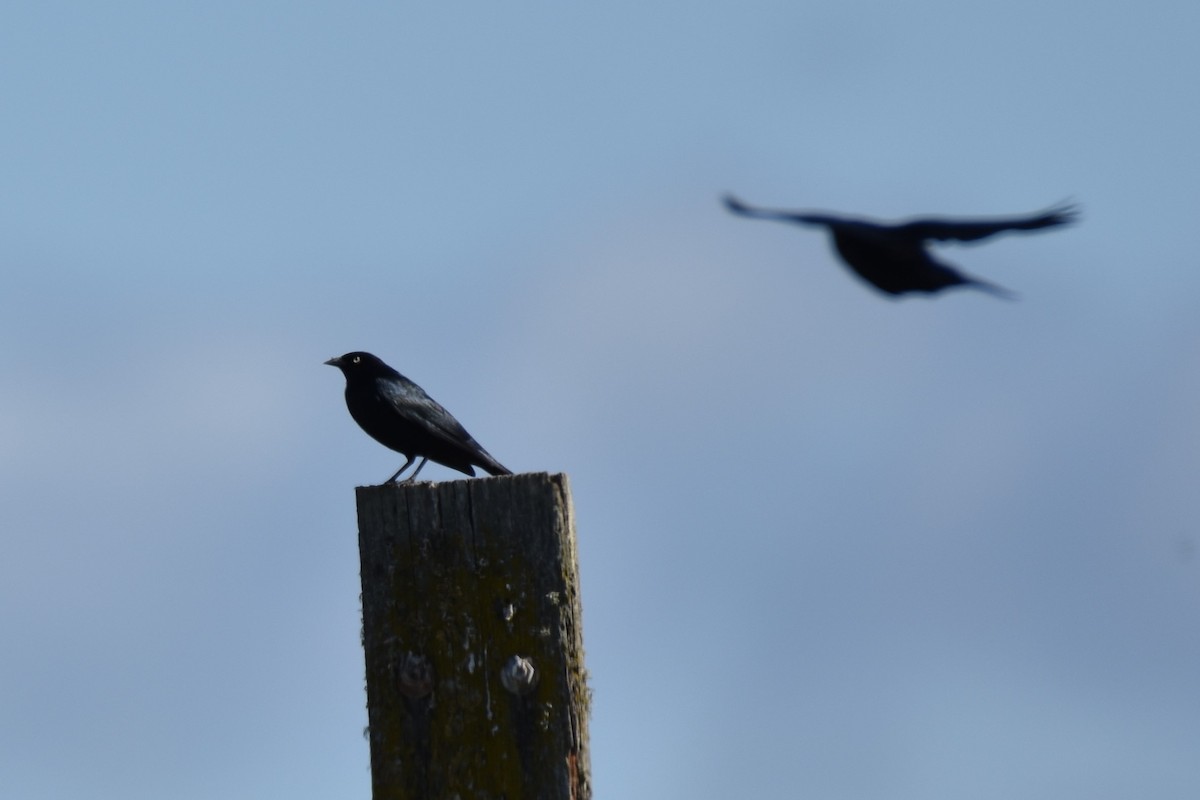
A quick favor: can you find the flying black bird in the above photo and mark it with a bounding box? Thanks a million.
[325,351,511,483]
[723,194,1078,298]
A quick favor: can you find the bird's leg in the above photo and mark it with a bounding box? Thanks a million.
[402,457,429,483]
[386,455,416,483]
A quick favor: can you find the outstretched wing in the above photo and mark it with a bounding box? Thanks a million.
[722,193,845,227]
[897,202,1079,242]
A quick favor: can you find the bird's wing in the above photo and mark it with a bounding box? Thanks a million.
[896,202,1079,242]
[722,194,843,227]
[377,377,474,445]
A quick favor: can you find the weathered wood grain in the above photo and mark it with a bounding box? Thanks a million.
[356,472,589,800]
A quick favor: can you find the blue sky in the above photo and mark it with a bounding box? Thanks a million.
[3,2,1200,798]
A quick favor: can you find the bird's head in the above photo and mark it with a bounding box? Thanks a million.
[324,351,386,376]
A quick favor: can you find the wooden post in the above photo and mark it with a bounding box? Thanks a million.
[355,472,590,800]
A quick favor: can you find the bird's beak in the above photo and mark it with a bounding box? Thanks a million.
[324,356,341,367]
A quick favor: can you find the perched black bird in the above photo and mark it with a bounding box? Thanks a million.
[723,194,1078,298]
[325,351,511,483]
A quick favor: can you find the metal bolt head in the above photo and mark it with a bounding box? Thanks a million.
[500,655,538,696]
[397,652,434,699]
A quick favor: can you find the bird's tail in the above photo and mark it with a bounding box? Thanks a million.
[477,451,512,476]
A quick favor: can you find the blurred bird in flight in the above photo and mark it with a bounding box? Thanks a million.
[723,194,1078,298]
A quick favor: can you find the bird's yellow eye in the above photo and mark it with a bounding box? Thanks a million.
[352,356,361,364]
